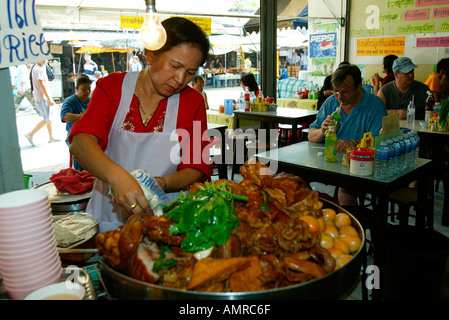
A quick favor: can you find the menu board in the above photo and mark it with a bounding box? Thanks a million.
[0,1,51,68]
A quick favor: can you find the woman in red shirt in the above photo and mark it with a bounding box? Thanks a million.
[69,17,212,231]
[372,54,398,94]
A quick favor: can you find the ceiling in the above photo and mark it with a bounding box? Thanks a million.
[244,0,308,34]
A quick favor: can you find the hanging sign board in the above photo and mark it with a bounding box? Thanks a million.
[356,37,405,56]
[0,1,52,68]
[120,16,144,29]
[177,16,212,35]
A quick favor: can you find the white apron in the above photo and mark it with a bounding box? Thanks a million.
[87,71,181,232]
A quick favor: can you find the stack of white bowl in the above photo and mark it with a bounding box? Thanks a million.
[0,189,62,300]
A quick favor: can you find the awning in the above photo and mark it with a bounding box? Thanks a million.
[244,0,308,34]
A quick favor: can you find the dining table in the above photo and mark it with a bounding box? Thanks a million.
[207,123,228,179]
[255,141,434,300]
[233,107,318,145]
[276,98,318,110]
[400,120,449,226]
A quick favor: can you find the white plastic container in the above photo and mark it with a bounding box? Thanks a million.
[349,148,375,176]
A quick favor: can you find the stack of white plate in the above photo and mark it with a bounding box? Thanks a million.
[0,189,62,300]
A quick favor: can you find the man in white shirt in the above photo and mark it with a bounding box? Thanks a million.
[243,57,252,73]
[24,61,58,146]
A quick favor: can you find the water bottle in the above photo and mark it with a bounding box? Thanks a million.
[408,132,417,169]
[386,139,395,178]
[397,136,406,172]
[375,141,390,180]
[413,131,420,168]
[392,138,402,176]
[239,92,245,110]
[407,98,415,125]
[325,126,337,162]
[250,91,257,103]
[403,134,412,171]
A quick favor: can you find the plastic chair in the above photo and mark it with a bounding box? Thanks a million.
[301,128,310,141]
[277,123,302,147]
[388,187,433,228]
[230,132,256,180]
[230,131,276,180]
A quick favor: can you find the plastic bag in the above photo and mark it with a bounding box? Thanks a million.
[130,169,171,216]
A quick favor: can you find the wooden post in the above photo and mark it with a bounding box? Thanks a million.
[111,53,116,72]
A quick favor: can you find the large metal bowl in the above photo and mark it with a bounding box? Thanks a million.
[99,199,365,300]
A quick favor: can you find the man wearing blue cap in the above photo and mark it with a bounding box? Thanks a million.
[377,56,429,120]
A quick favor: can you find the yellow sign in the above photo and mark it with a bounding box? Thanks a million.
[50,44,63,55]
[356,37,405,56]
[120,16,144,29]
[177,16,212,35]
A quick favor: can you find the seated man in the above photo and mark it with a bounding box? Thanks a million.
[317,61,350,110]
[377,57,429,120]
[425,58,449,102]
[308,64,387,205]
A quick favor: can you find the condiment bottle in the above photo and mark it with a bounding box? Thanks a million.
[425,90,434,123]
[244,87,250,111]
[257,91,264,104]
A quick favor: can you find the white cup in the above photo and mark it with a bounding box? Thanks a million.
[24,282,85,300]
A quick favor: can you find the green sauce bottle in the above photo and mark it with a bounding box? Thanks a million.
[331,106,342,130]
[325,125,337,162]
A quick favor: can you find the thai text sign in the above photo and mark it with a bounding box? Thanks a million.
[120,16,144,29]
[417,37,449,47]
[356,37,405,56]
[0,0,51,68]
[177,16,212,35]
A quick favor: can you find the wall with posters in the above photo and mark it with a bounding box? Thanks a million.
[348,0,449,83]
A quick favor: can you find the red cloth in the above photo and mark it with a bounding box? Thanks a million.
[50,168,95,194]
[68,72,212,180]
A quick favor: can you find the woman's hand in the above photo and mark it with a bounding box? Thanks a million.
[372,73,381,84]
[108,171,152,214]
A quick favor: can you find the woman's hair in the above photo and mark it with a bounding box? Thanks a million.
[383,55,398,74]
[331,64,362,88]
[240,73,259,93]
[152,17,211,66]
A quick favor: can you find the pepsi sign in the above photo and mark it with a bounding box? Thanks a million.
[310,32,337,59]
